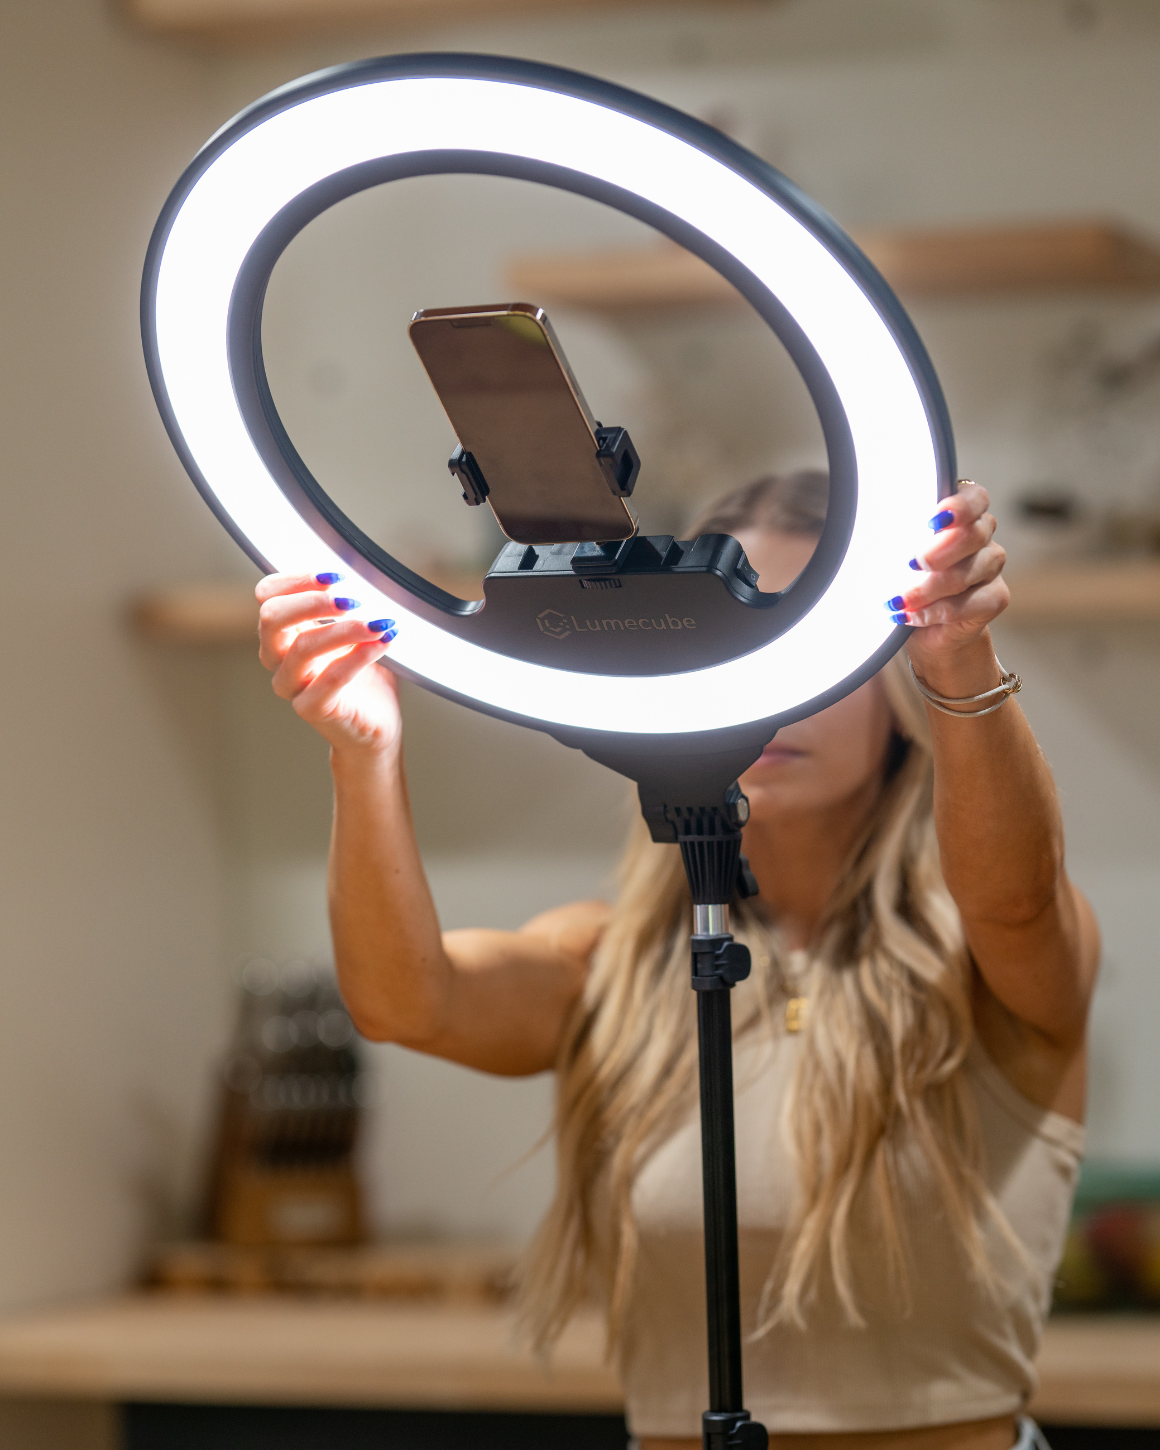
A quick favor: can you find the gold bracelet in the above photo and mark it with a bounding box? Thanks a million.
[908,657,1022,718]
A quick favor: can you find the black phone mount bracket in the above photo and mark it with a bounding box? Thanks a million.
[448,423,640,508]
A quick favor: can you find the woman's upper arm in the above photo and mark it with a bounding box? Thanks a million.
[391,899,611,1077]
[964,876,1100,1049]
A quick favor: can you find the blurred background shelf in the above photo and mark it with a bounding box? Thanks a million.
[144,1239,517,1300]
[131,582,260,644]
[123,0,742,43]
[130,568,486,645]
[506,220,1160,309]
[131,559,1160,644]
[1003,559,1160,625]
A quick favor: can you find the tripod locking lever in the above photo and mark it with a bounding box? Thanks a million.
[703,1410,769,1450]
[690,934,751,991]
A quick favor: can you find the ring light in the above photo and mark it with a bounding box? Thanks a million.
[141,53,955,753]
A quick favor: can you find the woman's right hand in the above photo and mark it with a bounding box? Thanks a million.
[256,572,402,757]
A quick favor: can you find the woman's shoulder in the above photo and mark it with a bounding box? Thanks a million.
[518,898,613,964]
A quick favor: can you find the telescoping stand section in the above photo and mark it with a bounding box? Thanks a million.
[142,54,956,1450]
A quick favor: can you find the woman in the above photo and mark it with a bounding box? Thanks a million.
[256,472,1098,1450]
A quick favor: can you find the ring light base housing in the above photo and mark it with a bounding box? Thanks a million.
[479,532,774,675]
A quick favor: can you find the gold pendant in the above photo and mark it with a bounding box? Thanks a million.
[785,997,809,1034]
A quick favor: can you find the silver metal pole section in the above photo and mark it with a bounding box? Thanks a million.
[694,903,731,936]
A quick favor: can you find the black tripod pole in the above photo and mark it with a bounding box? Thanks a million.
[678,803,769,1450]
[572,741,778,1450]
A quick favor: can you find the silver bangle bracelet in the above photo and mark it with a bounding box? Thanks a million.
[908,657,1022,718]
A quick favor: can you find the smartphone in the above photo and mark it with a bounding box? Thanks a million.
[409,302,638,546]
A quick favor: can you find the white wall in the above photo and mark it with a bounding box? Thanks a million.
[3,0,1160,1332]
[0,3,243,1313]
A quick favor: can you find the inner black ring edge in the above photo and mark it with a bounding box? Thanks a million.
[229,151,856,658]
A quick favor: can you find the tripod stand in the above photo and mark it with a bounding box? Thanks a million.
[575,738,773,1450]
[677,795,769,1450]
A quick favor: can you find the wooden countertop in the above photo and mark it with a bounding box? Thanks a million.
[0,1296,619,1413]
[0,1297,1156,1425]
[1031,1315,1160,1426]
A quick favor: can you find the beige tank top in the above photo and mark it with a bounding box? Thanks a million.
[615,999,1084,1437]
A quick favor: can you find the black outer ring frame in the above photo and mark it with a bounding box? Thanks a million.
[141,51,957,765]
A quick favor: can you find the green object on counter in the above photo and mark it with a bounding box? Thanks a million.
[1072,1160,1160,1217]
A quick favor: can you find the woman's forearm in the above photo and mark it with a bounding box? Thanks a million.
[252,574,587,1068]
[913,630,1065,928]
[327,743,453,1044]
[894,476,1097,1042]
[327,741,596,1074]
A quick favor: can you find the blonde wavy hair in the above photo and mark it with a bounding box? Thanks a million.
[519,472,997,1350]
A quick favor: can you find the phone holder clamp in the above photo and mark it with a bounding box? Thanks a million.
[593,424,640,498]
[447,446,489,507]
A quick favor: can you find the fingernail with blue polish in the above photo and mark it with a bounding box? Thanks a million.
[380,627,398,643]
[315,571,343,585]
[908,557,923,571]
[366,618,395,633]
[891,611,909,625]
[929,509,954,532]
[885,595,905,611]
[333,597,359,612]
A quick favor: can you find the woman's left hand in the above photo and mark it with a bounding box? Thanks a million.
[887,479,1008,669]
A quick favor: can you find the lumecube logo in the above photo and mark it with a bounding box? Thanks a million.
[536,608,697,640]
[536,609,573,640]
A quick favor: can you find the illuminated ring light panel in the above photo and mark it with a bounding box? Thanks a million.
[144,56,955,740]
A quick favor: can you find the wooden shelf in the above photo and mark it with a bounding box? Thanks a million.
[131,561,1160,643]
[131,582,260,645]
[130,567,486,645]
[508,242,739,312]
[862,220,1160,295]
[145,1239,516,1300]
[1004,558,1160,625]
[123,0,742,43]
[506,221,1160,309]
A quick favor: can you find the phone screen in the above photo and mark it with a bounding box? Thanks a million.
[409,304,636,545]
